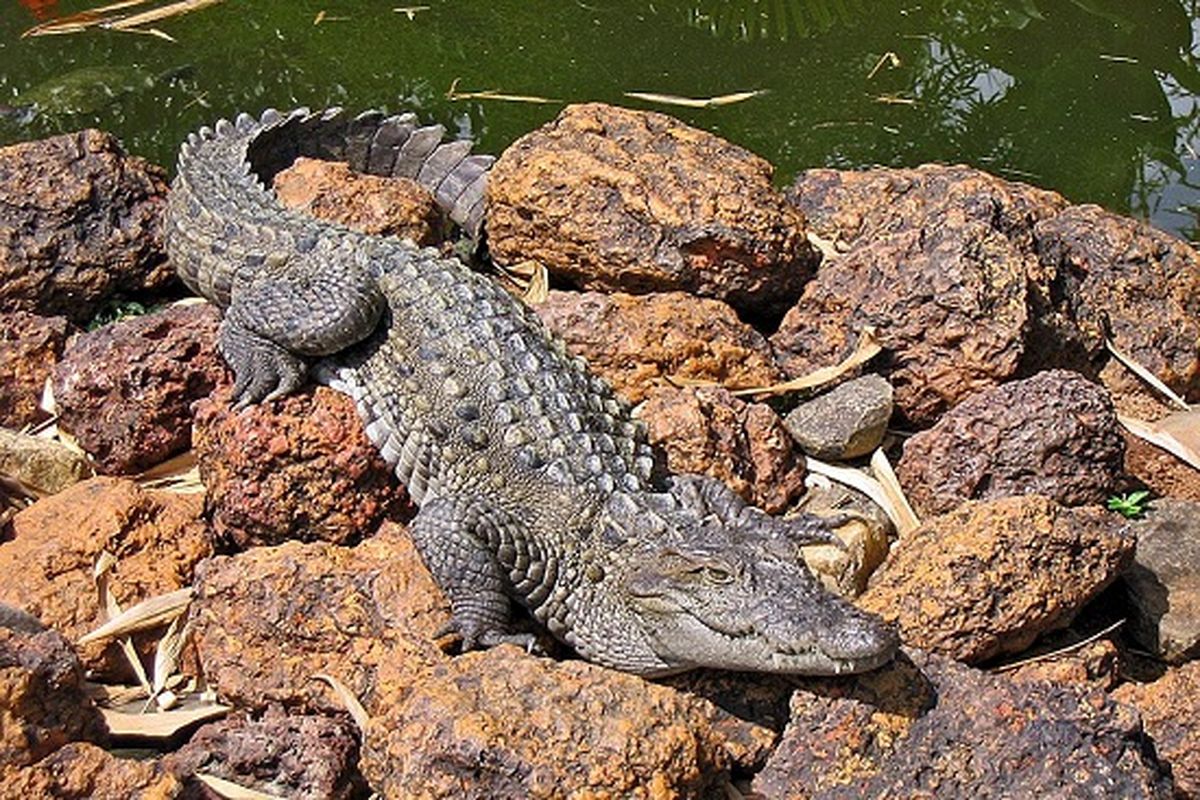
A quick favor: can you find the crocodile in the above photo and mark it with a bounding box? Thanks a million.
[165,108,899,676]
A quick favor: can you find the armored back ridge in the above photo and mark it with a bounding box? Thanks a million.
[165,107,899,676]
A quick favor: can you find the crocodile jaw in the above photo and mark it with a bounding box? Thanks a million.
[622,550,900,676]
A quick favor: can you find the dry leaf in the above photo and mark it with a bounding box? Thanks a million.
[79,587,193,645]
[1120,411,1200,472]
[805,455,912,534]
[101,702,230,738]
[313,673,370,733]
[868,448,921,535]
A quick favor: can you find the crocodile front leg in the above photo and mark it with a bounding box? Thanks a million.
[409,496,539,652]
[222,244,386,406]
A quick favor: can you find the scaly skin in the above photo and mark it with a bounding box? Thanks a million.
[165,108,899,676]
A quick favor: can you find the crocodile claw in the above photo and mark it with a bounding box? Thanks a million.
[219,320,308,408]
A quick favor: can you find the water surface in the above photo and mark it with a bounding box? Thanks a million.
[3,0,1199,239]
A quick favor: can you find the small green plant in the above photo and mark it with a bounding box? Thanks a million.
[86,299,151,331]
[1107,490,1151,519]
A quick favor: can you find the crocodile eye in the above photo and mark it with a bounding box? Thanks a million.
[702,566,733,584]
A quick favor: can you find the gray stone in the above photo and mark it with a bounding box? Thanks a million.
[783,374,893,460]
[1124,499,1200,663]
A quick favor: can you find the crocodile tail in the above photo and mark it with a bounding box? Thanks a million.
[244,107,492,238]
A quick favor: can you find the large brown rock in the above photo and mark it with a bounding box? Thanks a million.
[776,165,1067,425]
[1033,204,1200,404]
[190,523,446,713]
[637,385,806,514]
[193,386,412,549]
[534,289,783,403]
[0,477,210,678]
[860,495,1134,663]
[51,303,226,474]
[0,130,173,325]
[274,156,443,244]
[0,311,72,429]
[162,708,363,799]
[897,370,1125,516]
[0,742,181,799]
[488,103,816,316]
[1113,661,1200,799]
[362,647,769,800]
[753,650,1172,798]
[0,624,107,769]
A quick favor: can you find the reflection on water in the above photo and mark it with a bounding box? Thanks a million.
[1,0,1198,240]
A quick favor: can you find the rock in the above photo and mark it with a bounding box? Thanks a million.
[0,130,173,325]
[190,523,447,712]
[162,707,363,799]
[783,374,894,460]
[1123,429,1200,503]
[897,370,1125,516]
[752,649,1173,799]
[1122,499,1200,663]
[636,385,806,514]
[1113,661,1200,799]
[776,165,1066,425]
[361,647,766,800]
[0,477,210,678]
[0,742,181,799]
[1001,639,1121,691]
[1033,204,1200,405]
[190,524,772,798]
[534,289,782,403]
[859,495,1134,663]
[51,303,226,475]
[488,103,815,317]
[0,624,107,768]
[794,480,892,596]
[0,311,72,429]
[0,428,91,496]
[193,386,412,549]
[273,156,443,244]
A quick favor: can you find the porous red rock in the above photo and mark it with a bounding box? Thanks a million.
[753,650,1172,798]
[0,477,210,679]
[192,386,412,549]
[859,495,1134,663]
[51,303,226,474]
[1113,660,1200,799]
[1033,204,1200,404]
[0,311,72,429]
[636,385,806,514]
[0,742,181,799]
[189,524,447,713]
[0,130,173,324]
[897,370,1124,516]
[0,624,107,768]
[776,165,1066,425]
[361,647,767,800]
[488,103,816,316]
[1001,639,1121,690]
[534,289,783,403]
[274,156,443,244]
[163,707,363,799]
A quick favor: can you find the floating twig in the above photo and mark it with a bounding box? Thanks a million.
[446,77,560,105]
[623,89,767,109]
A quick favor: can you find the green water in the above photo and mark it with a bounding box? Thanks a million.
[3,0,1200,239]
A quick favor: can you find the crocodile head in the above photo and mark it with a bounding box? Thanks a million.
[605,496,899,676]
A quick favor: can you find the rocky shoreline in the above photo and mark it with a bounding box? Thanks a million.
[0,102,1197,798]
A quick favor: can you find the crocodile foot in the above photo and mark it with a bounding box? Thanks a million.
[218,319,308,408]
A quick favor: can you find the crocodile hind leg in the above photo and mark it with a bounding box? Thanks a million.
[408,496,538,652]
[221,244,386,406]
